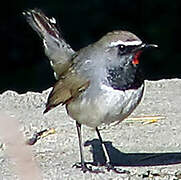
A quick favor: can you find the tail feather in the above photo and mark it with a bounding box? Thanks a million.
[23,9,75,78]
[23,9,61,43]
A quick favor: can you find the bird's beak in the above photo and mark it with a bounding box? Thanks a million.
[132,44,158,65]
[141,43,158,49]
[133,43,158,53]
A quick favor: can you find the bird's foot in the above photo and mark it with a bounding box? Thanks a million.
[73,162,104,173]
[105,163,130,174]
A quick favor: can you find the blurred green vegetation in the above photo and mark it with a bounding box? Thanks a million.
[0,0,180,93]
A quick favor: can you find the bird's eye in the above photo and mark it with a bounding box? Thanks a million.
[118,44,126,52]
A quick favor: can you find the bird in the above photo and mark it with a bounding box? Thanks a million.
[23,9,157,173]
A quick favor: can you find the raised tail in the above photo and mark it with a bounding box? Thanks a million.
[23,9,75,78]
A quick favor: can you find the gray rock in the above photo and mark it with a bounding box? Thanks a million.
[1,79,181,179]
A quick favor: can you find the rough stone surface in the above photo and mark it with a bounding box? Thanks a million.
[1,79,181,179]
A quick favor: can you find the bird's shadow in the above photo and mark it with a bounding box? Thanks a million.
[84,139,181,167]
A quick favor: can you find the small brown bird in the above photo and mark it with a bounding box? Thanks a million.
[23,9,157,173]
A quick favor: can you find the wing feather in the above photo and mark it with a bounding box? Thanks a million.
[44,72,90,113]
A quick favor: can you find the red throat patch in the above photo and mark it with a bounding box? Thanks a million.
[132,51,142,65]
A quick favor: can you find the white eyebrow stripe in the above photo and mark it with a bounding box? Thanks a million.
[109,40,142,47]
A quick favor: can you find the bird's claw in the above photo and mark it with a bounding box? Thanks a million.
[105,163,130,174]
[73,162,104,173]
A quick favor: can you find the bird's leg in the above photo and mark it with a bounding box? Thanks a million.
[95,127,110,165]
[73,122,103,173]
[73,122,87,171]
[96,127,128,174]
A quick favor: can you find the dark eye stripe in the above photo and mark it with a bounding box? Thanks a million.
[118,45,139,54]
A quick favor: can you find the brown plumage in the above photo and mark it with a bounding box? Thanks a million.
[44,65,90,113]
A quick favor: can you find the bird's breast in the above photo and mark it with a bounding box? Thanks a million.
[66,82,144,128]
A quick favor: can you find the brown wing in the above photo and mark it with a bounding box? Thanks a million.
[44,71,90,113]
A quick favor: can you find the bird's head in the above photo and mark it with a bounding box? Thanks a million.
[96,30,157,90]
[98,30,157,68]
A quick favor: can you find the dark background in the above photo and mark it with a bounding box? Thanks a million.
[0,0,180,93]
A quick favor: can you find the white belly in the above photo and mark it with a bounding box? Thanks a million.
[66,83,144,128]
